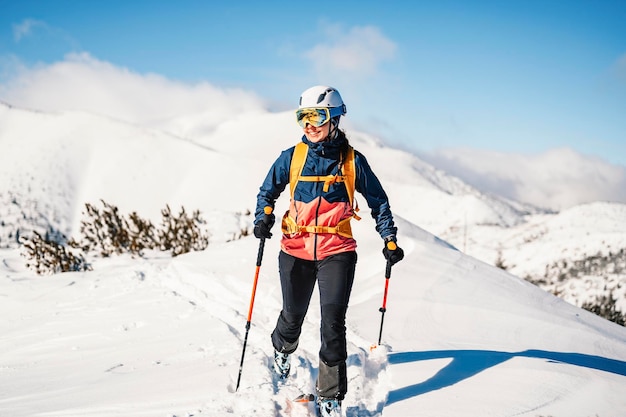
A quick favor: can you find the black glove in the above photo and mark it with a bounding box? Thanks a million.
[382,237,404,266]
[253,212,275,239]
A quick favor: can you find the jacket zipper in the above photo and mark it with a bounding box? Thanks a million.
[313,195,322,261]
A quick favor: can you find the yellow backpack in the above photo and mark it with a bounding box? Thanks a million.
[281,142,360,238]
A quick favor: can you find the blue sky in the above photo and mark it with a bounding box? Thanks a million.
[1,0,625,171]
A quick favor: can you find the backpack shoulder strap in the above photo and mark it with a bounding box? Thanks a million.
[343,145,356,207]
[289,142,357,210]
[289,142,309,199]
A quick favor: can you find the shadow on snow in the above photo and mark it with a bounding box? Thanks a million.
[386,349,626,405]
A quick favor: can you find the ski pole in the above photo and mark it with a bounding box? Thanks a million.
[376,260,393,347]
[235,207,272,392]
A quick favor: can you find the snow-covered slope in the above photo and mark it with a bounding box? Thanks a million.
[0,102,535,243]
[0,103,266,243]
[1,102,626,416]
[3,101,624,316]
[439,202,626,313]
[1,211,625,416]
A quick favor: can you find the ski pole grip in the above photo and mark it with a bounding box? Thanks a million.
[262,206,273,225]
[385,260,392,280]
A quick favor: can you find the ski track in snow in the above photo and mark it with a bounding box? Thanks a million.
[111,248,394,417]
[3,233,626,416]
[5,231,626,416]
[169,259,392,416]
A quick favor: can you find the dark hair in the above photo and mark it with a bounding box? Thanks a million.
[336,129,351,163]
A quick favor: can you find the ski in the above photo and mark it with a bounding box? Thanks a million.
[285,393,318,416]
[293,393,315,403]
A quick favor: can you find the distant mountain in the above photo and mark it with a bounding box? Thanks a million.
[1,101,624,322]
[440,201,626,316]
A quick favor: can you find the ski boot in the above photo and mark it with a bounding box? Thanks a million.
[317,398,342,417]
[273,350,291,379]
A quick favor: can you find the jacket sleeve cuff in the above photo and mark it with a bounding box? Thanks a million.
[383,235,397,243]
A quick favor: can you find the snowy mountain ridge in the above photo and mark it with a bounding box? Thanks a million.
[0,101,539,240]
[2,101,624,316]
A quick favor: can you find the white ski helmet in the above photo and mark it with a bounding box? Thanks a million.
[298,85,347,118]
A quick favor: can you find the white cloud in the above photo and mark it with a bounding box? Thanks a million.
[11,18,81,52]
[303,24,397,77]
[0,53,266,136]
[12,19,46,42]
[4,52,622,213]
[421,147,626,211]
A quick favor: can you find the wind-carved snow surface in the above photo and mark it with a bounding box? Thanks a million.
[2,215,626,417]
[1,103,626,416]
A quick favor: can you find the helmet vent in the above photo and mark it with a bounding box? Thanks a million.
[316,88,336,104]
[298,86,344,113]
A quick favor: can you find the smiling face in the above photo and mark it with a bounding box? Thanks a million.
[303,120,331,143]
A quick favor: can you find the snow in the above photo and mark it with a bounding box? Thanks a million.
[1,102,626,416]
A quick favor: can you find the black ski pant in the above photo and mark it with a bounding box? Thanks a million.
[271,250,357,400]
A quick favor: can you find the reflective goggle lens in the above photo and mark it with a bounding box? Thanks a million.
[296,108,330,128]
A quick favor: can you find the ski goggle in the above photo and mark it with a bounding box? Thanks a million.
[295,108,331,128]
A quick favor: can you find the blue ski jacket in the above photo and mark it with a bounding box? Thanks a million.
[255,133,397,260]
